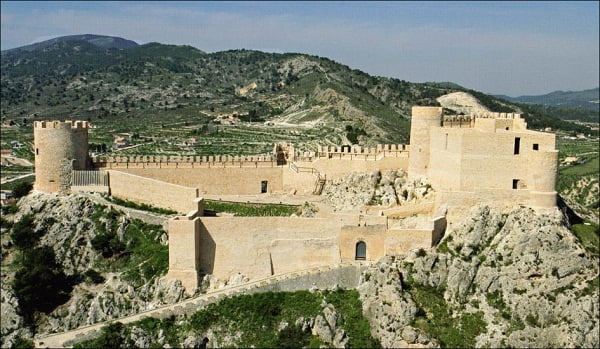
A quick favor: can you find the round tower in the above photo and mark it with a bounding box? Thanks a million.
[408,106,443,179]
[33,120,90,193]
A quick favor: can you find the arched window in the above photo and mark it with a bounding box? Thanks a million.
[355,241,366,260]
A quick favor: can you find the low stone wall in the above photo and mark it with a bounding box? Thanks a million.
[378,201,434,218]
[106,167,284,195]
[49,263,367,349]
[108,170,199,214]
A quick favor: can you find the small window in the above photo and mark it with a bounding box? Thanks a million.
[445,133,448,150]
[355,241,366,260]
[505,127,509,130]
[533,144,539,151]
[512,179,519,189]
[35,148,39,155]
[514,137,521,155]
[261,180,268,193]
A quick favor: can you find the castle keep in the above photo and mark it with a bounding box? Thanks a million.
[33,106,558,291]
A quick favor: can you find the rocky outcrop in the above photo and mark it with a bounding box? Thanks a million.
[323,170,433,211]
[358,206,599,348]
[436,91,490,115]
[1,192,186,344]
[1,283,33,348]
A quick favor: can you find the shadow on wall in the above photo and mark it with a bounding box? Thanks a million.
[198,220,216,276]
[431,216,447,247]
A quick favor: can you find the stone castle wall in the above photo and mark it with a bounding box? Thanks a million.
[410,106,558,214]
[107,170,199,213]
[90,144,410,195]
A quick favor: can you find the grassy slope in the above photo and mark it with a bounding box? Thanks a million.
[75,289,379,348]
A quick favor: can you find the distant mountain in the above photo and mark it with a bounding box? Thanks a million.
[495,88,600,111]
[2,34,139,53]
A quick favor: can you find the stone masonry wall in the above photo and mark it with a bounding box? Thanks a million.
[108,170,199,214]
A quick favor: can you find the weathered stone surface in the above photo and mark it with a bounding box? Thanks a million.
[323,170,432,211]
[358,206,599,349]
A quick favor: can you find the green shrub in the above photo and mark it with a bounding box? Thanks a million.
[11,336,34,349]
[74,322,133,349]
[84,269,105,284]
[2,202,19,215]
[275,324,310,348]
[106,196,177,215]
[409,283,486,347]
[10,215,38,249]
[12,182,33,199]
[13,246,72,321]
[204,200,300,217]
[571,222,599,256]
[91,231,125,258]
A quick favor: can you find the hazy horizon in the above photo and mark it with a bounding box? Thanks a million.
[2,1,598,96]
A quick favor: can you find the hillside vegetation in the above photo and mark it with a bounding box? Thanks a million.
[1,37,595,161]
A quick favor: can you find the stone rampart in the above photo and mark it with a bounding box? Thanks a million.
[107,170,199,214]
[91,143,410,168]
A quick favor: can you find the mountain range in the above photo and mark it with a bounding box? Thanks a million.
[496,88,600,111]
[1,34,596,145]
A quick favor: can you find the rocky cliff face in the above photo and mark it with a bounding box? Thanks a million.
[323,170,433,211]
[0,193,185,348]
[358,206,599,348]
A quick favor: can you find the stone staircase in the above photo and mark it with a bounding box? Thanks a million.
[35,262,368,348]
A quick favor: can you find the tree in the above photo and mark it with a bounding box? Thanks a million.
[10,215,38,250]
[13,246,72,319]
[12,182,32,199]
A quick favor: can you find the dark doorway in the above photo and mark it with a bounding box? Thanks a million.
[341,145,351,153]
[261,180,268,193]
[355,241,366,260]
[514,137,521,155]
[512,179,520,189]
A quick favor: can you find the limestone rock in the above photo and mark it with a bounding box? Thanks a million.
[358,205,598,349]
[323,170,433,211]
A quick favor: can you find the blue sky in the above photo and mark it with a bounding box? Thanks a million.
[1,1,598,96]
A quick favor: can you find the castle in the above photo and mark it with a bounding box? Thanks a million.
[33,106,558,291]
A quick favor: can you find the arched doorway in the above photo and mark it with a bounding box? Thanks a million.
[355,241,366,260]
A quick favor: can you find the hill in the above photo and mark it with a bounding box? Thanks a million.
[2,34,139,53]
[0,36,595,158]
[496,88,600,111]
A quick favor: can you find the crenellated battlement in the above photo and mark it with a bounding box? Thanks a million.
[92,154,277,164]
[34,120,90,129]
[469,111,522,119]
[91,143,410,168]
[315,144,408,155]
[441,112,524,128]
